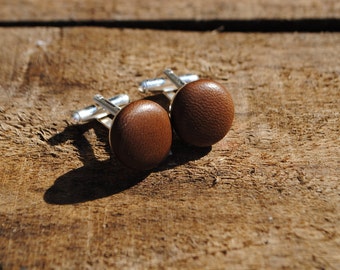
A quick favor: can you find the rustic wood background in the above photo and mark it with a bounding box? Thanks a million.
[1,0,339,20]
[0,1,339,269]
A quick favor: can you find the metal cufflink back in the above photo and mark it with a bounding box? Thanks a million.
[140,69,235,147]
[72,94,172,170]
[139,73,199,93]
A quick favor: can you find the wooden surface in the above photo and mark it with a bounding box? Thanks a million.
[0,0,340,21]
[1,0,340,269]
[0,27,339,269]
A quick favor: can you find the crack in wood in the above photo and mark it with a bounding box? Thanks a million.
[0,18,339,32]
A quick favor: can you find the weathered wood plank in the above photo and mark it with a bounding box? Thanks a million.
[0,0,339,21]
[0,28,339,269]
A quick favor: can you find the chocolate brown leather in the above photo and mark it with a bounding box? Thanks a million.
[171,79,234,147]
[110,100,172,170]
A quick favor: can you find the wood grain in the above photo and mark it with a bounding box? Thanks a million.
[0,0,339,21]
[0,28,339,269]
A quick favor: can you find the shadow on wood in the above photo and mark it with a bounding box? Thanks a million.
[44,120,211,205]
[44,160,150,205]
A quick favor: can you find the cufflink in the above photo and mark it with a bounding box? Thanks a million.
[140,69,234,147]
[72,94,172,170]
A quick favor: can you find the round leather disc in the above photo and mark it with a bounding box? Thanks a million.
[110,100,172,170]
[171,79,234,147]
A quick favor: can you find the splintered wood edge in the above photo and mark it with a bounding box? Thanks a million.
[0,0,339,21]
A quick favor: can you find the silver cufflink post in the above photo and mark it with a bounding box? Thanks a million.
[71,94,130,126]
[138,73,199,95]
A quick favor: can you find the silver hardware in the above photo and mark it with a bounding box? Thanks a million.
[163,68,186,88]
[71,94,129,124]
[138,73,198,93]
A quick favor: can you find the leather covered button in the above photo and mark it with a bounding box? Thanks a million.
[171,79,234,147]
[110,100,172,170]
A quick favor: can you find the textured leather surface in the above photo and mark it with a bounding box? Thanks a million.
[171,79,234,147]
[110,100,172,170]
